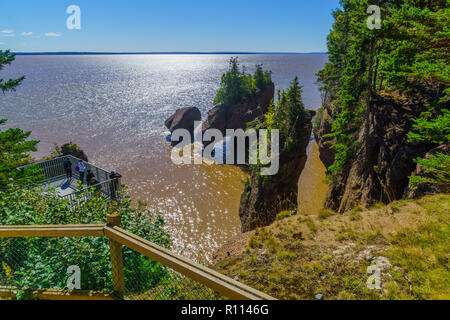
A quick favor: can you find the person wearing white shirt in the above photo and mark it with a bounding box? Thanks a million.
[77,160,86,183]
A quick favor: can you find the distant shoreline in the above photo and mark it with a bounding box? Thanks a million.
[15,52,328,56]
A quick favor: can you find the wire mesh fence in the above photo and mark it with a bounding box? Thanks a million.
[0,237,113,293]
[113,245,222,300]
[0,236,221,300]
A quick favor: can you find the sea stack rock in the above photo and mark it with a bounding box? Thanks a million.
[202,83,275,135]
[165,107,202,137]
[239,110,316,233]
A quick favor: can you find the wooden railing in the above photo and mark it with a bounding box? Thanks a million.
[0,215,275,301]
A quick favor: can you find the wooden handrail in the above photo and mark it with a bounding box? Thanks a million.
[104,226,275,300]
[0,224,105,238]
[0,221,275,300]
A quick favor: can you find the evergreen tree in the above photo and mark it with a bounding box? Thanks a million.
[0,50,40,189]
[0,50,25,93]
[317,0,449,187]
[214,57,272,106]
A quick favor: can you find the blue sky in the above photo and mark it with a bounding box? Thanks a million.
[0,0,340,53]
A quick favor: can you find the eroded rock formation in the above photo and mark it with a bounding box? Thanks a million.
[165,107,202,136]
[239,110,316,232]
[313,96,335,169]
[202,83,275,135]
[318,95,444,213]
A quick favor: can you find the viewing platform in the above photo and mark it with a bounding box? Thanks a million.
[18,155,121,201]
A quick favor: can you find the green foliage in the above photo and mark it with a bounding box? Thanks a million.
[385,195,450,300]
[407,109,450,145]
[317,1,449,177]
[0,50,41,189]
[0,50,25,93]
[409,153,450,190]
[318,0,380,174]
[408,109,450,189]
[214,57,272,106]
[380,2,450,89]
[0,48,177,298]
[313,106,325,130]
[276,210,295,221]
[249,76,307,155]
[0,120,42,190]
[0,186,172,295]
[216,195,450,300]
[254,64,272,94]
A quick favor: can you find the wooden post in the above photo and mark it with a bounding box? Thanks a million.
[107,215,125,295]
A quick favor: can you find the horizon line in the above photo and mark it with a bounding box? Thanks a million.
[14,51,328,55]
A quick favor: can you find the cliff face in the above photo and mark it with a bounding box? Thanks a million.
[319,95,441,213]
[313,95,335,169]
[202,83,275,135]
[239,110,315,232]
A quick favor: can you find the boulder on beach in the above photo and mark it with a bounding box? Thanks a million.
[165,107,201,136]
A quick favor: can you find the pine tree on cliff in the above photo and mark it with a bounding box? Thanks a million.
[316,1,449,211]
[241,77,314,232]
[0,50,41,189]
[214,57,252,106]
[214,57,272,106]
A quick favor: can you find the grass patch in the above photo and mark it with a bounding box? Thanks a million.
[276,210,294,221]
[351,206,365,213]
[214,195,450,300]
[318,209,335,220]
[305,218,318,234]
[350,211,362,221]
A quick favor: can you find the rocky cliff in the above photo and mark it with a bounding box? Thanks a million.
[315,94,446,213]
[202,83,275,135]
[313,95,335,169]
[239,110,315,232]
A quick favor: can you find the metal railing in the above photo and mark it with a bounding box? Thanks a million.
[17,155,120,200]
[0,215,275,301]
[18,155,112,183]
[60,179,121,202]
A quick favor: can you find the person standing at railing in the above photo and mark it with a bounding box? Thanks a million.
[76,160,86,183]
[63,157,72,180]
[90,176,101,192]
[109,171,122,199]
[86,169,95,186]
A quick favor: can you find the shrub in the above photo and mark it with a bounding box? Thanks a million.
[0,185,172,296]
